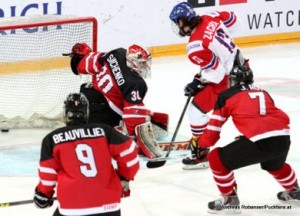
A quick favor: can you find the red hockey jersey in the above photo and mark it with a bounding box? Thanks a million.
[200,84,290,148]
[36,123,139,215]
[74,48,150,135]
[187,11,239,84]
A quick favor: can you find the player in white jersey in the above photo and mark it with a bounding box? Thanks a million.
[169,2,250,169]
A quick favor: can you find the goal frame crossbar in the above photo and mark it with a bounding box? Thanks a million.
[0,16,98,51]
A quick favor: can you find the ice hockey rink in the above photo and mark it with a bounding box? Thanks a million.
[1,42,300,216]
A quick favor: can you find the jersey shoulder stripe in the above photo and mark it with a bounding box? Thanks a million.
[214,85,244,110]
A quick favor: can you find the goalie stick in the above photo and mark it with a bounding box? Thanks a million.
[143,152,188,162]
[146,94,192,168]
[0,197,57,208]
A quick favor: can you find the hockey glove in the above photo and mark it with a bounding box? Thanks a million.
[190,139,209,159]
[184,78,205,96]
[117,172,131,198]
[194,146,209,159]
[121,180,131,198]
[71,43,92,56]
[33,188,54,209]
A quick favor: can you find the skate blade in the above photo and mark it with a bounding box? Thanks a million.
[207,208,242,214]
[278,199,300,205]
[182,161,209,170]
[144,153,188,162]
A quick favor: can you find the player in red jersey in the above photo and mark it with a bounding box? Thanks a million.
[169,2,250,169]
[33,93,140,216]
[80,82,122,127]
[67,43,168,159]
[193,67,300,213]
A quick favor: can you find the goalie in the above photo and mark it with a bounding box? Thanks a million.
[67,43,169,159]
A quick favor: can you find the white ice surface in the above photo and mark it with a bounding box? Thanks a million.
[1,43,300,215]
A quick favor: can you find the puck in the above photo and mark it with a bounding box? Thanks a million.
[1,129,9,132]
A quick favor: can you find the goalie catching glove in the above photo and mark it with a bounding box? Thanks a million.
[70,42,92,56]
[66,43,93,75]
[63,42,92,57]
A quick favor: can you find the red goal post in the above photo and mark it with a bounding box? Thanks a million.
[0,15,97,130]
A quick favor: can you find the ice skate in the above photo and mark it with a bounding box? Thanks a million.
[208,193,241,214]
[182,153,209,170]
[182,136,209,170]
[277,184,300,202]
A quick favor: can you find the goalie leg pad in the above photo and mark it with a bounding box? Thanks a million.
[135,122,163,159]
[151,123,168,140]
[151,112,169,140]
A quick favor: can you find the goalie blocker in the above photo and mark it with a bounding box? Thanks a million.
[116,121,164,159]
[115,112,169,159]
[134,112,169,158]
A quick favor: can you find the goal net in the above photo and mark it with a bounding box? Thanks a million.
[0,15,97,130]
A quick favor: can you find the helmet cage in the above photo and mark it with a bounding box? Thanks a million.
[229,66,254,87]
[171,16,199,37]
[63,93,89,125]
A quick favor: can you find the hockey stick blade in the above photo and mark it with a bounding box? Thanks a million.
[144,153,187,162]
[62,53,72,56]
[0,197,57,208]
[146,160,166,168]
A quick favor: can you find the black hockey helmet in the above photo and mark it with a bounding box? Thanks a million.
[63,93,89,126]
[229,66,254,87]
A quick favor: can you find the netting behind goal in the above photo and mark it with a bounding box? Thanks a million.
[0,15,97,129]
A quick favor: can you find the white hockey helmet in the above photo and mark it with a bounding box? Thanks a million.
[126,44,152,78]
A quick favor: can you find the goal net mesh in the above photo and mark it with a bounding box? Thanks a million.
[0,15,96,129]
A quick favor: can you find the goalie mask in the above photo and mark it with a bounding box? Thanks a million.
[229,66,254,87]
[63,93,89,126]
[126,44,152,79]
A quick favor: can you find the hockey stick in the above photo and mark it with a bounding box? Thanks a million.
[0,197,57,208]
[146,94,192,168]
[143,152,188,162]
[62,53,72,56]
